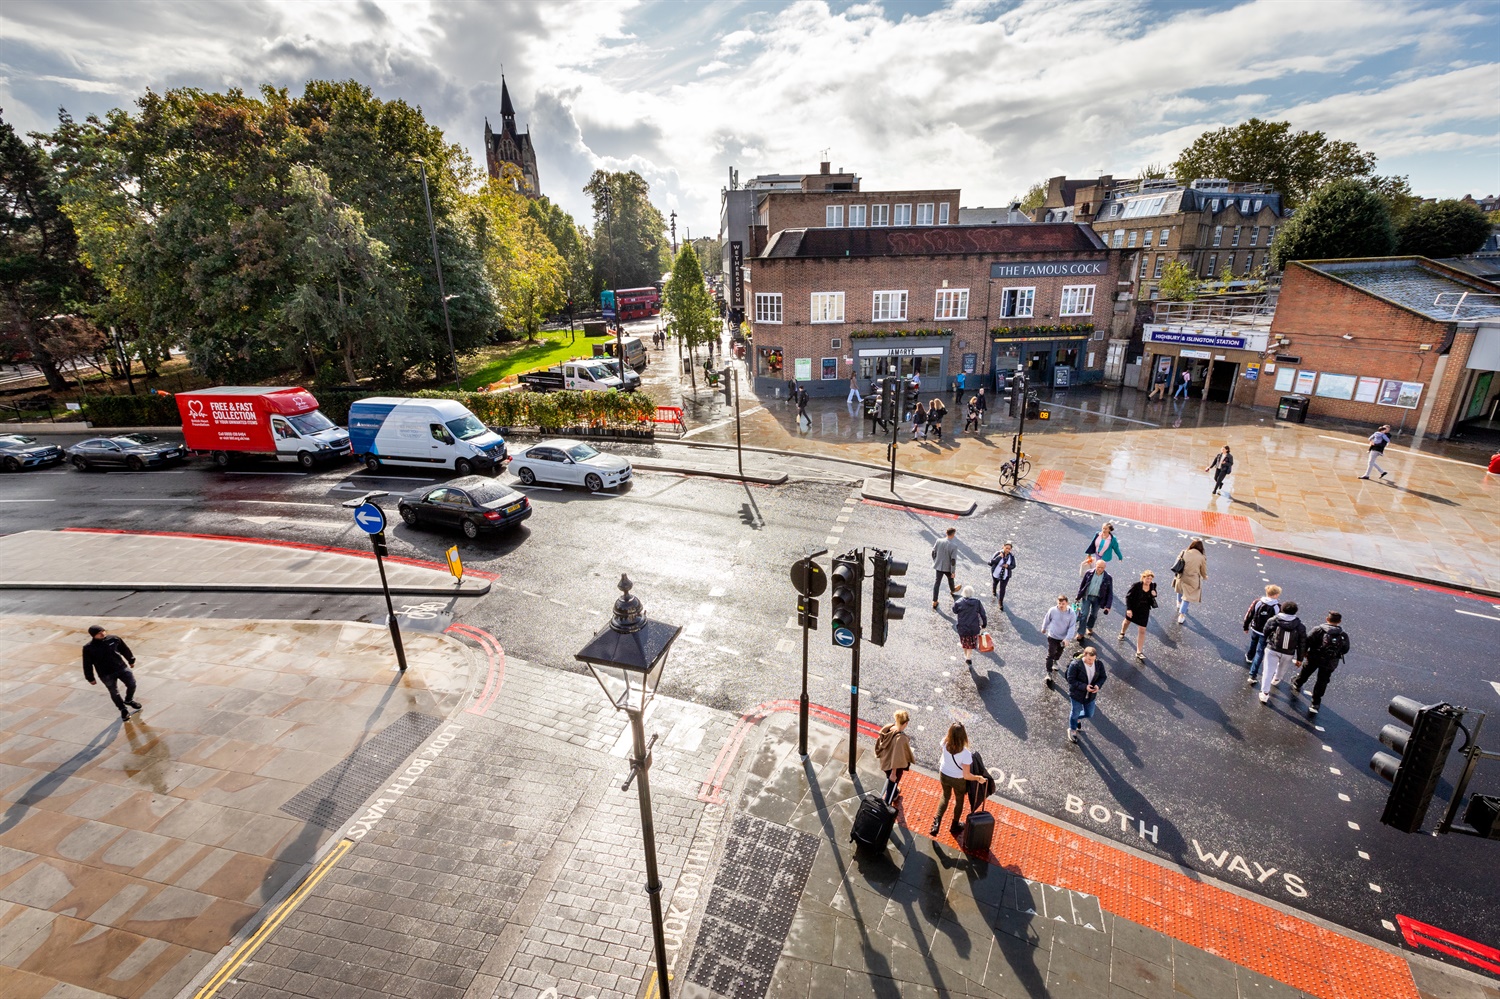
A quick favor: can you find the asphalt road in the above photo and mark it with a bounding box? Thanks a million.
[2,442,1497,971]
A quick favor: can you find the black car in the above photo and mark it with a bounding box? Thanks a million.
[0,433,65,471]
[67,433,188,471]
[398,475,531,539]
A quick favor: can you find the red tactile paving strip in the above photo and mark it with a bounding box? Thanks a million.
[1028,470,1257,544]
[895,768,1419,999]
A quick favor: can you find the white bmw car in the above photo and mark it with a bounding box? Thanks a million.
[509,439,633,491]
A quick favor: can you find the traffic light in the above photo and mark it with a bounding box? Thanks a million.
[718,367,733,404]
[829,551,864,647]
[1000,371,1024,417]
[798,596,819,630]
[1370,696,1462,833]
[868,549,907,647]
[882,377,903,425]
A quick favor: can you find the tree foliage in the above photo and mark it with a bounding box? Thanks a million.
[1157,259,1200,302]
[1171,118,1378,207]
[1395,199,1492,259]
[585,170,670,293]
[475,172,566,342]
[663,243,718,389]
[1269,179,1396,269]
[526,194,593,313]
[1017,182,1046,213]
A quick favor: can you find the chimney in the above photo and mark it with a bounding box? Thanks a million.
[820,162,830,175]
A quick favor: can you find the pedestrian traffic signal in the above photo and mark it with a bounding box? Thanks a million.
[1370,696,1462,833]
[882,377,902,425]
[1000,371,1024,417]
[829,551,864,647]
[798,596,819,630]
[868,549,907,647]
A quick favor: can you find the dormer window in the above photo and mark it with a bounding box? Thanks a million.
[1210,198,1220,211]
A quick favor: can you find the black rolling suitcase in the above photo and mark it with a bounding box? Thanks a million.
[850,793,897,853]
[962,751,996,855]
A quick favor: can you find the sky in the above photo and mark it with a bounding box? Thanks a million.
[2,0,1497,237]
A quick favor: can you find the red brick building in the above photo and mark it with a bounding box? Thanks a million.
[1253,258,1500,438]
[746,224,1122,397]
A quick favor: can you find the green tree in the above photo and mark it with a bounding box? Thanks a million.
[1171,118,1378,207]
[0,110,101,390]
[585,170,669,293]
[1269,179,1396,269]
[1395,199,1492,258]
[476,173,566,343]
[1367,174,1422,223]
[1017,181,1047,213]
[663,243,717,391]
[1157,259,1200,301]
[527,194,593,320]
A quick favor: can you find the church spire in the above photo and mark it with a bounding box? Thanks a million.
[500,76,515,121]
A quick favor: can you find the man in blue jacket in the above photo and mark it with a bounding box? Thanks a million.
[1074,561,1114,642]
[1065,646,1107,744]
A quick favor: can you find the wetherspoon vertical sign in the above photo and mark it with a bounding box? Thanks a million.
[990,259,1108,279]
[729,241,745,309]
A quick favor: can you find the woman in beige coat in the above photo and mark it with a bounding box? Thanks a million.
[875,710,916,804]
[1171,538,1208,624]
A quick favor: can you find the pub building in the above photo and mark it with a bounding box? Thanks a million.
[745,223,1122,397]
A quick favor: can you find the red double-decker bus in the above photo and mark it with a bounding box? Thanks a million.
[615,287,660,321]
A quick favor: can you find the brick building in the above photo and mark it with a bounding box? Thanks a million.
[484,78,540,196]
[1251,258,1500,438]
[745,224,1121,398]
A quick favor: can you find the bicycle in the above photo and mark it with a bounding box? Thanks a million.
[998,453,1031,488]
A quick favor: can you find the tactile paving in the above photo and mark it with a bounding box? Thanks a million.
[281,711,443,830]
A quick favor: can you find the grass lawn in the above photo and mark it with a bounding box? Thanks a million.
[461,328,603,390]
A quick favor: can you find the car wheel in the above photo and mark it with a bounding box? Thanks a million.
[518,467,535,485]
[461,518,479,539]
[364,454,380,472]
[2,457,18,473]
[298,451,315,469]
[585,473,604,492]
[213,451,231,468]
[72,456,89,471]
[455,458,474,476]
[127,456,145,471]
[400,505,419,527]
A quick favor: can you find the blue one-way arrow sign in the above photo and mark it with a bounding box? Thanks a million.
[353,502,386,535]
[833,626,855,648]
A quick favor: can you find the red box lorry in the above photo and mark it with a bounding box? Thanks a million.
[176,386,352,469]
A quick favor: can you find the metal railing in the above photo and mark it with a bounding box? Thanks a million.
[1150,300,1275,324]
[1433,292,1500,320]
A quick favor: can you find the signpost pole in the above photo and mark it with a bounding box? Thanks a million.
[345,493,407,673]
[799,590,811,759]
[847,628,861,778]
[733,366,744,480]
[373,533,408,673]
[889,378,904,491]
[791,551,827,760]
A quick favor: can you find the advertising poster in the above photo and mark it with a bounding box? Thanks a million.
[1378,379,1423,409]
[1275,367,1297,392]
[1315,373,1357,400]
[962,352,977,373]
[1354,376,1381,404]
[1294,370,1317,395]
[821,358,837,380]
[794,357,812,381]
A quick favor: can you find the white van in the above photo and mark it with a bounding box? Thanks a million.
[348,397,509,475]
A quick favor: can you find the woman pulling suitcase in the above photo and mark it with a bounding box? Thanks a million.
[929,722,988,839]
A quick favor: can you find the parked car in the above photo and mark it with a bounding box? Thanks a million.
[509,439,633,491]
[397,475,531,539]
[0,433,65,471]
[67,433,188,471]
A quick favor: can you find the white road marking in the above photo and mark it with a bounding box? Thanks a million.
[684,621,705,636]
[682,635,704,644]
[776,638,794,653]
[1369,883,1382,892]
[225,470,306,476]
[1322,745,1333,752]
[1317,435,1483,467]
[1381,919,1396,932]
[1338,793,1351,802]
[235,499,333,509]
[738,538,752,547]
[1358,850,1370,860]
[709,587,725,597]
[1491,681,1500,698]
[1330,767,1342,775]
[1314,725,1326,732]
[0,499,55,503]
[548,598,569,607]
[1456,609,1500,623]
[513,484,562,492]
[1347,821,1360,830]
[715,646,741,656]
[825,536,840,544]
[521,590,541,598]
[886,698,920,710]
[97,497,193,503]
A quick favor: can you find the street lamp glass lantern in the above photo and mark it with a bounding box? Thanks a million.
[574,574,681,715]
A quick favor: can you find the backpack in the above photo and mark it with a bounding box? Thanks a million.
[1310,625,1350,662]
[1268,618,1301,654]
[1249,599,1277,633]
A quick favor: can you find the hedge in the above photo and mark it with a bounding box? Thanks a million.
[79,393,180,427]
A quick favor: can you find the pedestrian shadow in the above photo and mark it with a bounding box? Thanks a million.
[0,720,120,835]
[1391,485,1461,507]
[1076,739,1189,865]
[1080,707,1143,768]
[968,665,1028,742]
[1003,610,1042,645]
[1226,496,1280,518]
[1136,658,1245,742]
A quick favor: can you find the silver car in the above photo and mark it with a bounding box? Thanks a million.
[509,439,633,491]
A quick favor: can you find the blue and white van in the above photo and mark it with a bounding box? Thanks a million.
[348,397,508,475]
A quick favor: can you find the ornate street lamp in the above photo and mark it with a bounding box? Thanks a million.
[574,574,681,999]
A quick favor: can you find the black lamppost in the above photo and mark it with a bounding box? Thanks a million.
[415,157,462,391]
[574,575,681,999]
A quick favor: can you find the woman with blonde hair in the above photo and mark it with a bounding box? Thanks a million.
[874,710,915,804]
[929,722,986,837]
[1118,570,1159,662]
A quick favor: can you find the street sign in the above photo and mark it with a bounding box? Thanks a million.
[790,558,827,597]
[833,627,855,648]
[602,308,617,320]
[353,502,386,535]
[445,545,463,582]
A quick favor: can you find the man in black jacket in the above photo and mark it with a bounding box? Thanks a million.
[1065,647,1107,745]
[82,625,142,722]
[1292,612,1350,716]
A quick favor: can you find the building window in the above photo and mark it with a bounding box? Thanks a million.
[872,290,908,322]
[1268,225,1277,244]
[1143,229,1153,247]
[1206,253,1217,276]
[1153,256,1164,279]
[916,203,934,225]
[1231,226,1241,246]
[1127,230,1139,248]
[1059,285,1095,317]
[1112,229,1125,248]
[1249,226,1259,246]
[847,204,867,227]
[1224,253,1234,274]
[1212,225,1222,247]
[754,293,782,324]
[810,292,845,323]
[831,338,841,349]
[934,288,969,320]
[1241,198,1251,213]
[1000,287,1035,318]
[1160,228,1170,246]
[1139,255,1150,279]
[938,203,950,225]
[1210,198,1220,211]
[893,204,912,226]
[1254,199,1263,212]
[871,204,890,226]
[825,205,844,227]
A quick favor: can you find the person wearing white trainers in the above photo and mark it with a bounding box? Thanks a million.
[1359,425,1391,480]
[1259,601,1307,704]
[1171,539,1208,625]
[1065,647,1107,743]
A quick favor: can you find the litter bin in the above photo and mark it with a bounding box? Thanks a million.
[1277,394,1309,423]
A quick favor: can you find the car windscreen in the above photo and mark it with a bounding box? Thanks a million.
[116,433,159,445]
[565,443,600,462]
[2,435,37,445]
[288,411,335,435]
[465,481,519,504]
[445,414,489,441]
[582,365,612,381]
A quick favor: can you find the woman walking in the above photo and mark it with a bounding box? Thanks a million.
[1171,539,1208,624]
[1205,446,1234,495]
[910,400,928,441]
[926,397,947,441]
[952,585,988,668]
[1086,522,1123,562]
[963,396,981,433]
[1118,570,1159,661]
[929,722,986,837]
[874,710,915,804]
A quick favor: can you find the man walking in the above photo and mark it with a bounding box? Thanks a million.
[1041,595,1077,679]
[989,541,1016,609]
[1074,561,1114,641]
[1206,445,1234,495]
[931,527,960,609]
[796,385,810,427]
[1065,646,1107,745]
[1243,584,1281,681]
[1292,612,1350,716]
[1258,600,1307,704]
[82,625,142,722]
[847,372,863,406]
[1359,425,1391,480]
